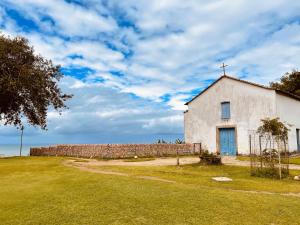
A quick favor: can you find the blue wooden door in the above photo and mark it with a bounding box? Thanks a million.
[219,128,236,155]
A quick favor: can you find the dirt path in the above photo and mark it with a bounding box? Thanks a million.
[222,156,300,170]
[64,159,300,198]
[67,157,201,167]
[231,189,300,198]
[64,160,176,183]
[64,156,300,170]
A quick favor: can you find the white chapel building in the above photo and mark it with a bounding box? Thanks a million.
[184,75,300,155]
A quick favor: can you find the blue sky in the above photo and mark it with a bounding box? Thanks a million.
[0,0,300,145]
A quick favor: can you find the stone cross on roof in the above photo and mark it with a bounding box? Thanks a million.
[220,63,228,76]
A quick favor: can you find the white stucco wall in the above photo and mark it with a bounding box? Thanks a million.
[276,93,300,151]
[184,77,277,154]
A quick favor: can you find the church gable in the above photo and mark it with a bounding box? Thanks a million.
[185,75,273,106]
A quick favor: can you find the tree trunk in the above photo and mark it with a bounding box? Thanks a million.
[19,127,24,157]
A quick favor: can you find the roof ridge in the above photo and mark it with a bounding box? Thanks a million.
[184,75,300,105]
[224,75,273,90]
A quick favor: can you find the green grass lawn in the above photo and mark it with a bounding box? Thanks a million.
[237,155,251,161]
[237,155,300,165]
[1,157,300,225]
[290,157,300,165]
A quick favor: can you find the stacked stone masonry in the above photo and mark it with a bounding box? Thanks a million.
[30,144,195,159]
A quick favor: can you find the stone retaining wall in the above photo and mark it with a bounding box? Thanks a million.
[30,144,196,159]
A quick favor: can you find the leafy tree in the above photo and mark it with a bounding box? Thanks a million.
[255,118,291,179]
[0,34,72,129]
[270,70,300,97]
[175,138,184,144]
[156,139,167,144]
[257,117,290,141]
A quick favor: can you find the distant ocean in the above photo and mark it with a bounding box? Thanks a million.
[0,144,48,157]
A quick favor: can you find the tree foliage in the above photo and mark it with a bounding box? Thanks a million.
[257,117,290,141]
[0,34,72,129]
[270,70,300,97]
[156,139,167,144]
[175,138,184,144]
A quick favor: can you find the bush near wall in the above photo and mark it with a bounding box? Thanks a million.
[199,150,222,165]
[30,144,195,159]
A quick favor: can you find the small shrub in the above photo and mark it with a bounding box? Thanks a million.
[251,167,289,179]
[199,151,222,165]
[175,139,185,144]
[251,148,289,179]
[250,118,290,179]
[156,139,167,144]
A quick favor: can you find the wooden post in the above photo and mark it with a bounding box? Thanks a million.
[284,139,289,174]
[19,126,24,157]
[176,150,179,166]
[277,139,282,180]
[249,135,252,173]
[199,143,202,162]
[259,135,262,169]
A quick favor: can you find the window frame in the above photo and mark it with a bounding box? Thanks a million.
[221,101,231,120]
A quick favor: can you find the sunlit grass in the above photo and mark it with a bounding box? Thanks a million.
[237,155,300,165]
[0,157,300,225]
[290,157,300,165]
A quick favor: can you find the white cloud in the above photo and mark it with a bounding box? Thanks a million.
[122,83,171,101]
[227,22,300,84]
[142,114,183,133]
[3,0,117,36]
[1,0,300,144]
[37,76,183,143]
[167,94,190,111]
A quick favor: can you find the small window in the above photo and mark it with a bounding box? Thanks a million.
[221,102,230,119]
